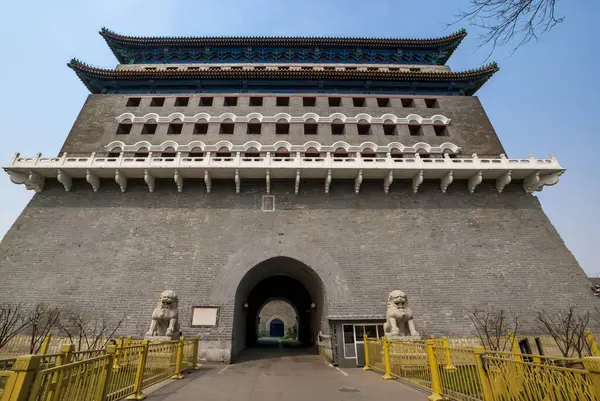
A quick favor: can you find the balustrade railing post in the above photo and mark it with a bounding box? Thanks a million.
[39,334,52,355]
[442,337,456,371]
[0,355,42,401]
[59,343,74,365]
[126,340,149,400]
[171,337,185,379]
[192,336,200,370]
[362,335,372,371]
[583,357,600,400]
[113,337,124,370]
[587,331,600,356]
[382,337,393,380]
[473,346,494,401]
[426,339,443,401]
[96,345,116,401]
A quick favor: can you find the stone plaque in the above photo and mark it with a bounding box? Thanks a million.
[191,307,219,327]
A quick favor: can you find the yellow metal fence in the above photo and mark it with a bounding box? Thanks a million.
[364,336,600,401]
[0,336,199,401]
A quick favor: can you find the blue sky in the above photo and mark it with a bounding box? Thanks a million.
[0,0,598,275]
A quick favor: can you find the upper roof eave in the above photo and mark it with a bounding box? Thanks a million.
[99,27,467,64]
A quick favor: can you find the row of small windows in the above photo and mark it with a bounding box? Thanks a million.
[126,96,439,108]
[117,121,448,136]
[143,65,423,73]
[107,147,454,159]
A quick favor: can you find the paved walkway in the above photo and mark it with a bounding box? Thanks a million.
[144,347,428,401]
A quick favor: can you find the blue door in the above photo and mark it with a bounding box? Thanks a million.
[270,319,284,337]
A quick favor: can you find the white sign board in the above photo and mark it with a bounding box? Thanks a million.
[191,307,218,326]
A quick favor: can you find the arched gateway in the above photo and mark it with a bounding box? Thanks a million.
[231,256,325,359]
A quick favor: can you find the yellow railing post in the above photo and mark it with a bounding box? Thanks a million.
[126,340,149,400]
[584,357,600,400]
[362,335,372,371]
[587,331,600,356]
[508,333,522,361]
[0,355,42,401]
[113,337,124,369]
[192,336,200,370]
[171,337,185,379]
[96,345,116,401]
[59,343,74,365]
[381,337,393,380]
[426,338,443,401]
[39,334,52,355]
[473,346,494,401]
[442,337,456,371]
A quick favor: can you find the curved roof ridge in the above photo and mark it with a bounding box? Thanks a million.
[99,27,467,45]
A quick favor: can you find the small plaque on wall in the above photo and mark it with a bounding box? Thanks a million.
[191,307,219,327]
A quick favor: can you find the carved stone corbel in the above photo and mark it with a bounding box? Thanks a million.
[325,169,332,194]
[174,169,183,193]
[383,170,393,193]
[86,169,100,192]
[235,169,240,194]
[7,170,45,193]
[266,169,270,194]
[294,169,300,195]
[440,170,453,193]
[523,171,540,193]
[144,169,155,193]
[496,170,511,193]
[412,170,423,193]
[354,170,363,194]
[115,169,127,193]
[204,170,211,193]
[57,169,72,192]
[468,170,483,194]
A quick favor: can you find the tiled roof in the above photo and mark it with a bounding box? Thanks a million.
[99,27,468,49]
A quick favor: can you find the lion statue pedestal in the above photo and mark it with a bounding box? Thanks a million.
[383,290,421,340]
[145,290,180,340]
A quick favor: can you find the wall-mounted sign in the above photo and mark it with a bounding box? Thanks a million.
[191,306,219,327]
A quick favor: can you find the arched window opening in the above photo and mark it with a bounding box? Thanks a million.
[193,121,209,135]
[108,147,121,158]
[383,121,397,136]
[244,147,260,158]
[167,119,183,135]
[134,147,149,158]
[220,119,235,134]
[116,122,132,135]
[305,147,320,158]
[434,123,448,136]
[331,119,345,135]
[216,147,231,157]
[247,119,261,135]
[390,148,403,159]
[188,147,204,158]
[276,119,290,135]
[408,124,422,136]
[304,119,318,135]
[275,147,290,158]
[333,147,349,158]
[361,147,376,158]
[357,120,371,135]
[141,119,158,135]
[162,147,177,158]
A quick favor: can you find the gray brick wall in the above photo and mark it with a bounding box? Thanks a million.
[0,179,596,362]
[60,94,504,156]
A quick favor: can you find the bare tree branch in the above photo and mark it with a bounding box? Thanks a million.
[448,0,564,55]
[0,304,30,350]
[59,312,123,351]
[26,303,60,354]
[467,309,519,351]
[536,307,591,359]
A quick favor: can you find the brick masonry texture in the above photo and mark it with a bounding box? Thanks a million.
[258,300,297,336]
[0,178,596,361]
[60,94,505,156]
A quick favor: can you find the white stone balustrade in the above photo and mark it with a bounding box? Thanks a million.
[3,151,564,194]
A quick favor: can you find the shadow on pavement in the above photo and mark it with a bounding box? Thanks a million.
[233,337,318,363]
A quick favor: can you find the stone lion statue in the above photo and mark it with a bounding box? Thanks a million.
[145,290,180,337]
[383,290,420,338]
